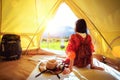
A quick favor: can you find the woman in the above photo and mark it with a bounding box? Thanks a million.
[63,19,104,74]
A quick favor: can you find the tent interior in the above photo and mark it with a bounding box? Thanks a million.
[0,0,120,80]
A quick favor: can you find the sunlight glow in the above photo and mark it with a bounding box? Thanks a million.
[45,3,78,34]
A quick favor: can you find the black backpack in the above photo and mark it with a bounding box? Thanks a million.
[0,34,22,60]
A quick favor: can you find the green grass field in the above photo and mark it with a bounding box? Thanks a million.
[40,40,68,50]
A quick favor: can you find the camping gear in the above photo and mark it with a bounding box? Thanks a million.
[0,34,22,60]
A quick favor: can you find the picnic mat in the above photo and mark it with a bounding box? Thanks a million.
[27,55,119,80]
[26,61,83,80]
[27,55,88,80]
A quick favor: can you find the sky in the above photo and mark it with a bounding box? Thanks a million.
[45,3,78,34]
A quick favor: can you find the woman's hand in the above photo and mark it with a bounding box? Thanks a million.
[62,68,71,75]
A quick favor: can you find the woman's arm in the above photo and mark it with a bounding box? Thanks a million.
[90,56,94,69]
[62,51,75,74]
[62,58,74,75]
[68,51,76,71]
[69,58,74,71]
[90,56,104,70]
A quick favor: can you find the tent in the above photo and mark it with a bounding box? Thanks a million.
[0,0,120,80]
[0,0,120,58]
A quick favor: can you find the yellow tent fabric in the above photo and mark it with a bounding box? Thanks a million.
[0,0,120,58]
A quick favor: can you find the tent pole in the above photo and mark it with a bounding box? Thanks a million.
[88,20,112,50]
[24,0,62,55]
[0,0,2,38]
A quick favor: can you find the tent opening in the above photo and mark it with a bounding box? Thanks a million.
[40,3,78,54]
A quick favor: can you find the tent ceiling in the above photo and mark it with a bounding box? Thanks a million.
[0,0,120,57]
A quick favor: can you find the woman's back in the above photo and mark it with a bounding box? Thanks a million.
[66,33,94,67]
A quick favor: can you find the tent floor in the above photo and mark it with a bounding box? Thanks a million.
[0,49,120,80]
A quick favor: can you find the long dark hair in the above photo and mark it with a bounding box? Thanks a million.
[75,19,87,34]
